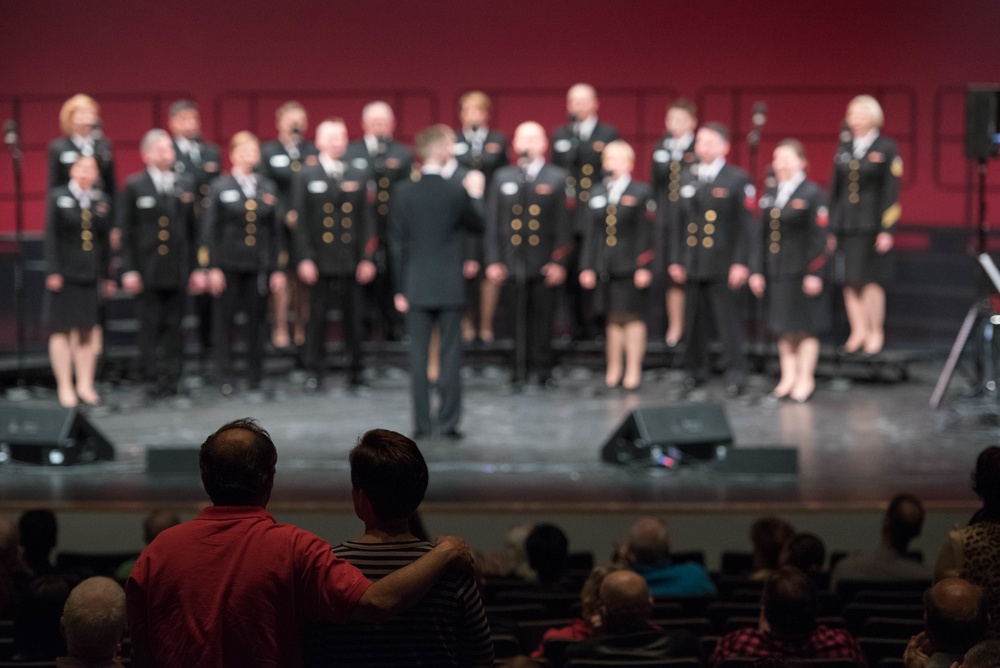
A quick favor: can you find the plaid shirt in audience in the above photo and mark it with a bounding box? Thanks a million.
[710,625,866,668]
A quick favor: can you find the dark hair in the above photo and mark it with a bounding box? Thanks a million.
[350,429,428,522]
[525,523,569,583]
[762,567,818,636]
[973,446,1000,519]
[669,97,698,118]
[751,517,795,571]
[199,418,277,506]
[414,124,455,161]
[885,494,925,551]
[924,582,987,654]
[168,99,199,118]
[962,639,1000,668]
[783,533,826,573]
[701,121,730,143]
[19,509,57,554]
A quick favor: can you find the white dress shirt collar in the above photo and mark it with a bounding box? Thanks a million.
[318,153,343,178]
[575,115,598,141]
[774,171,806,208]
[699,158,726,183]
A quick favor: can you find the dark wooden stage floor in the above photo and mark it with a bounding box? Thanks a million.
[0,353,995,514]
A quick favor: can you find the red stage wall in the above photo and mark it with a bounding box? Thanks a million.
[1,0,998,235]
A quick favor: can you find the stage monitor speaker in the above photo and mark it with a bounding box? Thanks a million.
[146,446,201,475]
[713,447,799,475]
[601,403,733,465]
[965,86,1000,160]
[0,405,114,465]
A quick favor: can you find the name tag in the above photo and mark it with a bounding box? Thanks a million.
[137,196,156,209]
[453,143,469,156]
[621,195,637,206]
[500,182,519,196]
[57,196,76,209]
[791,198,808,210]
[269,154,291,168]
[386,158,400,169]
[534,184,553,195]
[589,195,607,209]
[868,152,885,163]
[307,180,328,194]
[220,190,241,203]
[653,149,669,163]
[485,142,502,153]
[342,181,360,192]
[553,139,572,153]
[712,187,730,198]
[60,150,79,164]
[352,158,368,170]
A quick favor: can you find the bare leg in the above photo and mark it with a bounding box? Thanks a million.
[842,285,867,352]
[49,333,77,408]
[479,279,500,342]
[792,335,820,402]
[861,283,886,354]
[773,335,798,398]
[605,321,625,388]
[271,281,291,348]
[623,318,647,390]
[665,285,685,345]
[290,276,308,347]
[74,326,101,405]
[427,325,441,384]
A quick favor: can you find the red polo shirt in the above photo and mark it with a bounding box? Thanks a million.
[126,505,371,668]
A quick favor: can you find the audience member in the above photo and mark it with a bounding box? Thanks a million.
[936,446,1000,637]
[115,510,181,582]
[20,508,58,577]
[13,573,72,660]
[831,493,930,590]
[957,639,1000,668]
[622,516,716,596]
[562,569,702,666]
[525,523,574,590]
[303,428,493,667]
[531,564,628,659]
[750,517,796,580]
[710,567,865,668]
[57,576,127,668]
[904,578,987,668]
[0,516,30,618]
[126,418,473,668]
[781,533,827,575]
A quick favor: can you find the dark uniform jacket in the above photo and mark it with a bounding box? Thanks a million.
[484,163,574,278]
[580,180,657,279]
[389,172,483,309]
[291,162,376,277]
[454,128,508,183]
[201,174,286,274]
[48,136,116,198]
[343,137,414,230]
[118,170,196,289]
[678,162,755,281]
[650,134,697,271]
[44,185,111,283]
[551,120,619,230]
[829,134,902,236]
[172,138,222,205]
[258,139,320,213]
[752,180,830,279]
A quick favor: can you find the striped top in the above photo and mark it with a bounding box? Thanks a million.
[303,539,494,667]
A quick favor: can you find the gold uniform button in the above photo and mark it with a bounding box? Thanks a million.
[511,234,522,246]
[606,215,617,225]
[580,177,592,189]
[245,235,256,246]
[200,185,210,195]
[669,193,679,202]
[704,223,715,235]
[342,233,352,243]
[245,200,257,211]
[529,204,541,216]
[705,210,717,222]
[582,164,594,176]
[770,243,781,254]
[849,171,859,182]
[81,230,93,241]
[703,237,715,249]
[606,225,616,235]
[607,204,617,215]
[606,236,617,247]
[848,183,859,193]
[770,208,781,218]
[82,241,93,251]
[378,204,389,215]
[342,202,353,213]
[849,160,861,170]
[511,219,522,230]
[770,220,781,230]
[323,232,334,243]
[81,220,92,230]
[688,223,698,234]
[512,204,523,215]
[158,230,170,241]
[687,236,698,247]
[342,218,352,229]
[157,244,169,256]
[771,231,781,241]
[378,177,390,188]
[324,216,334,227]
[246,211,257,222]
[81,210,92,221]
[670,162,680,173]
[580,191,591,202]
[529,235,540,246]
[528,220,540,231]
[158,216,170,226]
[291,160,301,172]
[246,224,256,234]
[849,193,860,204]
[323,203,334,214]
[377,191,390,202]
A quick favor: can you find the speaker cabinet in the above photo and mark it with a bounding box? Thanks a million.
[601,403,733,465]
[0,404,114,465]
[965,86,1000,160]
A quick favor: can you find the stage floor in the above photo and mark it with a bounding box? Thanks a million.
[0,357,995,513]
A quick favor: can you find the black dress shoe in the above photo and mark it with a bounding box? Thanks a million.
[303,376,321,392]
[441,429,464,440]
[219,382,235,397]
[412,431,429,440]
[682,376,701,391]
[726,381,745,397]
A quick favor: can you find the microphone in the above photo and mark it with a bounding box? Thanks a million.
[840,121,852,144]
[91,120,103,141]
[3,119,18,147]
[518,150,530,169]
[751,102,767,129]
[470,124,479,134]
[291,124,302,144]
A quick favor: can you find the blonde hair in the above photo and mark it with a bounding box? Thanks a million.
[459,91,492,113]
[847,95,885,129]
[59,94,99,137]
[229,131,259,152]
[274,101,305,122]
[603,139,635,163]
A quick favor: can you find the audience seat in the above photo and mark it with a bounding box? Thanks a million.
[54,551,139,579]
[834,580,930,602]
[706,602,761,633]
[654,618,713,637]
[495,590,581,617]
[540,637,582,667]
[513,618,576,654]
[565,658,704,668]
[859,637,910,668]
[842,604,924,634]
[720,658,861,668]
[656,597,715,618]
[486,602,550,622]
[491,633,521,660]
[720,552,754,576]
[861,617,923,639]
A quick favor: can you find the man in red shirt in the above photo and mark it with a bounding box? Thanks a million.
[710,567,866,668]
[125,418,472,668]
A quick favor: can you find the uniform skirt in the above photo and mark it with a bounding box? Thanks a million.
[767,277,829,336]
[595,275,648,318]
[45,280,99,333]
[840,233,893,286]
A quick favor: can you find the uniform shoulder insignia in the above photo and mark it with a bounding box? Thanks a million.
[891,156,903,177]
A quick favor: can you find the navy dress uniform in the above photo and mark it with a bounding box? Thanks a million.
[752,179,831,335]
[484,162,573,383]
[344,136,414,340]
[580,179,657,317]
[48,135,116,198]
[829,133,902,286]
[258,138,320,214]
[291,159,376,386]
[43,184,112,332]
[201,173,286,390]
[677,162,755,387]
[118,169,197,394]
[390,170,484,436]
[454,127,508,184]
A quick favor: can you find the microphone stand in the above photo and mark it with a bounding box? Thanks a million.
[469,125,483,172]
[4,120,30,400]
[513,153,531,388]
[746,104,766,362]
